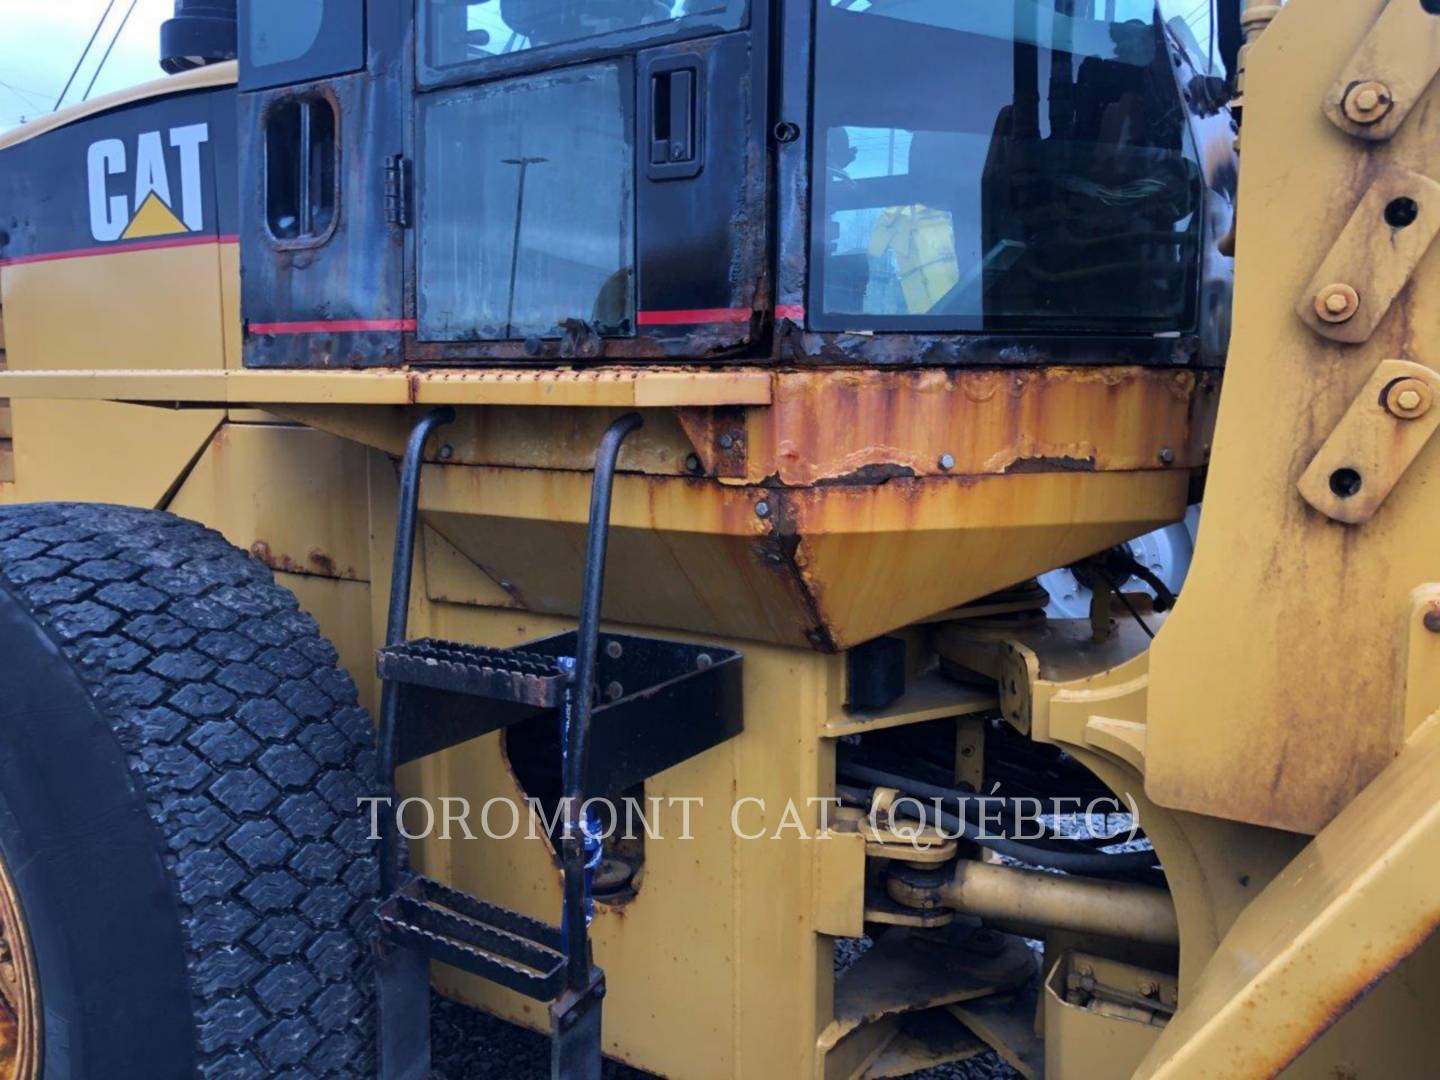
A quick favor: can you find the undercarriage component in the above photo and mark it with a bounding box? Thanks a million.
[887,859,1178,949]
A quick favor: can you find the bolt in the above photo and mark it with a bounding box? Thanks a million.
[1425,608,1440,634]
[605,640,623,659]
[685,453,702,473]
[960,745,975,758]
[438,444,454,461]
[696,653,714,670]
[938,452,956,471]
[1344,80,1393,125]
[605,681,624,701]
[1386,378,1433,419]
[1314,283,1360,324]
[718,433,736,450]
[1139,978,1159,996]
[755,500,771,518]
[1158,447,1176,466]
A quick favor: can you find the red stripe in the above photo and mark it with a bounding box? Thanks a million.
[775,304,805,321]
[249,318,417,335]
[636,307,752,326]
[0,233,238,267]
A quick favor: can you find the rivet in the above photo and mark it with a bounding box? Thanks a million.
[1314,283,1360,324]
[696,653,714,670]
[684,453,702,473]
[438,444,454,461]
[605,640,623,659]
[938,453,956,471]
[605,681,624,701]
[755,500,771,518]
[1343,80,1393,125]
[1158,447,1176,466]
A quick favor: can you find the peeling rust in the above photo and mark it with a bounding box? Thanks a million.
[249,538,356,581]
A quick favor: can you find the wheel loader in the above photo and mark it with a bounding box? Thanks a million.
[1,0,1439,1077]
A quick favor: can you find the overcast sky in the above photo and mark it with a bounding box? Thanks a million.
[0,0,173,131]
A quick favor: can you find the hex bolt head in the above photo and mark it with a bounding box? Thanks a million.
[1158,447,1176,466]
[438,444,454,461]
[718,433,736,450]
[1386,378,1433,420]
[754,500,771,519]
[938,453,956,471]
[1314,283,1360,324]
[1343,80,1394,125]
[684,453,702,474]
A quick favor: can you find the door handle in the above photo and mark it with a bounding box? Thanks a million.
[646,57,704,180]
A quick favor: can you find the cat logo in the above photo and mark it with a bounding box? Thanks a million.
[86,123,210,243]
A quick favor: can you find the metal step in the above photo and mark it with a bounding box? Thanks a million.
[377,637,567,707]
[377,876,567,1001]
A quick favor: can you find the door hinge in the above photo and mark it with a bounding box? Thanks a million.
[384,154,412,228]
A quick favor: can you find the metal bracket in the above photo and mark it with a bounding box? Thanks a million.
[1297,167,1440,344]
[1324,0,1440,142]
[1403,585,1440,740]
[1298,358,1440,524]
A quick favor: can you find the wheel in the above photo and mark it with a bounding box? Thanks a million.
[0,503,380,1079]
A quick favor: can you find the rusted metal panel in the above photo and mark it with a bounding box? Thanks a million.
[744,367,1209,486]
[417,464,1187,649]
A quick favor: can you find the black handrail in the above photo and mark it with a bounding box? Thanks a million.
[378,407,455,895]
[560,412,642,989]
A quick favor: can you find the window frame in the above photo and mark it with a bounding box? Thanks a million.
[415,0,748,89]
[261,92,342,251]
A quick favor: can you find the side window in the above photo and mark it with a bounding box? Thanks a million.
[264,98,338,244]
[810,0,1203,334]
[239,0,364,90]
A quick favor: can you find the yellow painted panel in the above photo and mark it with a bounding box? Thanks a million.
[0,398,219,508]
[168,423,372,581]
[2,246,227,374]
[1147,0,1440,833]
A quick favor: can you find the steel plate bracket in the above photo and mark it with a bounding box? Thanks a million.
[1298,358,1440,524]
[1297,167,1440,344]
[1324,0,1440,142]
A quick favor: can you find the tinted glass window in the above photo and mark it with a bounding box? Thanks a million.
[418,63,634,340]
[425,0,746,71]
[248,0,325,65]
[811,0,1202,334]
[239,0,363,90]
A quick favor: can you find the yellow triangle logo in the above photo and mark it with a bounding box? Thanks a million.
[121,192,189,240]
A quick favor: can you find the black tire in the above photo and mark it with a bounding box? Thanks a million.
[0,503,379,1079]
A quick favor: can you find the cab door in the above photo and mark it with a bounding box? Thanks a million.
[406,0,772,363]
[238,0,409,368]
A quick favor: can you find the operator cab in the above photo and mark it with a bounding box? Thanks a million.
[235,0,1232,368]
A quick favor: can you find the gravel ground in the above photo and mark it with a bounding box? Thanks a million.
[432,816,1149,1078]
[432,988,1019,1079]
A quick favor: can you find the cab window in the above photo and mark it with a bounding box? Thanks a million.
[423,0,747,79]
[811,0,1203,334]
